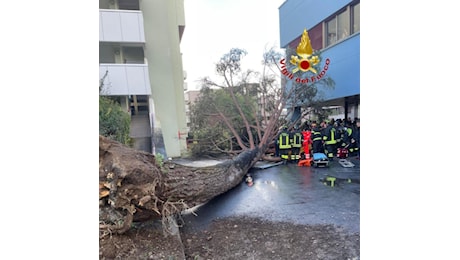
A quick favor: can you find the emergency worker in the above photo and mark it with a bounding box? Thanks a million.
[277,126,291,160]
[311,123,324,154]
[323,120,337,160]
[320,120,327,129]
[342,122,354,149]
[334,121,343,148]
[349,120,360,158]
[290,126,303,161]
[336,120,346,148]
[301,129,312,159]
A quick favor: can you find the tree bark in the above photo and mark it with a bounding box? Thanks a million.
[99,135,260,235]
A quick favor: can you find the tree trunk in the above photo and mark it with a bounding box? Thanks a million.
[99,135,260,235]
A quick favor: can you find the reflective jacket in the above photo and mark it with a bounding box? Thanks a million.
[311,127,323,142]
[342,127,353,144]
[323,125,337,145]
[278,132,291,149]
[291,131,302,148]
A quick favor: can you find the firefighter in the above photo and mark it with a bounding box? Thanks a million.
[342,122,354,150]
[311,123,324,154]
[278,126,291,160]
[323,120,337,160]
[336,120,346,148]
[290,126,303,161]
[334,121,343,150]
[349,120,360,158]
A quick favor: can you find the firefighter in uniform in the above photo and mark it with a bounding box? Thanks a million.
[343,122,353,151]
[278,126,292,160]
[323,120,337,160]
[290,126,303,161]
[311,123,324,154]
[334,121,342,150]
[349,120,360,158]
[336,120,346,148]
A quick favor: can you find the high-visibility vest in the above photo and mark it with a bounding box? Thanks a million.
[324,128,337,145]
[347,128,353,137]
[312,130,322,141]
[278,132,291,149]
[292,132,302,148]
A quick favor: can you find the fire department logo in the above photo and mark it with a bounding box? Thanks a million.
[280,28,330,84]
[290,29,320,74]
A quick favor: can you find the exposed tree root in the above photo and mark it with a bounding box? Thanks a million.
[99,135,259,235]
[99,208,134,238]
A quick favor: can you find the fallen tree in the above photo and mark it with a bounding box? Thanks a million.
[100,43,334,236]
[99,135,261,235]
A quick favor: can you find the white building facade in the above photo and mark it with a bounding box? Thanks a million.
[99,0,188,157]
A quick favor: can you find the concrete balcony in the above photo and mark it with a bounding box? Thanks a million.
[99,9,145,43]
[99,64,152,96]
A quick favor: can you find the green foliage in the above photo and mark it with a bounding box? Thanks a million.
[154,153,166,171]
[99,96,132,146]
[189,84,258,156]
[189,124,233,157]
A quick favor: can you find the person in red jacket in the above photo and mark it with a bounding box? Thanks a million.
[301,129,312,159]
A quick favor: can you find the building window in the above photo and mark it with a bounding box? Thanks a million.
[352,3,360,33]
[310,23,323,50]
[325,7,352,47]
[290,1,359,50]
[337,9,350,41]
[326,17,337,46]
[118,0,140,10]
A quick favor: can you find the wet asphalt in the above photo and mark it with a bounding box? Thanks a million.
[180,157,360,234]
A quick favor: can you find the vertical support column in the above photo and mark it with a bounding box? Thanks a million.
[344,97,349,122]
[290,106,302,124]
[140,0,186,158]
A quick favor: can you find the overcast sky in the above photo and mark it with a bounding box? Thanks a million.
[180,0,286,91]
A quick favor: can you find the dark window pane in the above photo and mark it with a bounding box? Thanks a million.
[310,23,323,50]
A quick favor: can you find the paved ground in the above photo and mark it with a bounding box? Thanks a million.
[180,157,360,234]
[100,156,360,259]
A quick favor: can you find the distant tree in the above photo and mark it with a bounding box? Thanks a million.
[190,83,258,156]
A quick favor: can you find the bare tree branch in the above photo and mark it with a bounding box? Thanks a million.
[216,109,248,150]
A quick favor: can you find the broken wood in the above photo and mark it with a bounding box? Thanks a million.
[99,135,260,235]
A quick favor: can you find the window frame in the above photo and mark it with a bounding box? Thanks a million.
[323,4,358,48]
[337,7,350,42]
[351,2,360,34]
[325,16,338,47]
